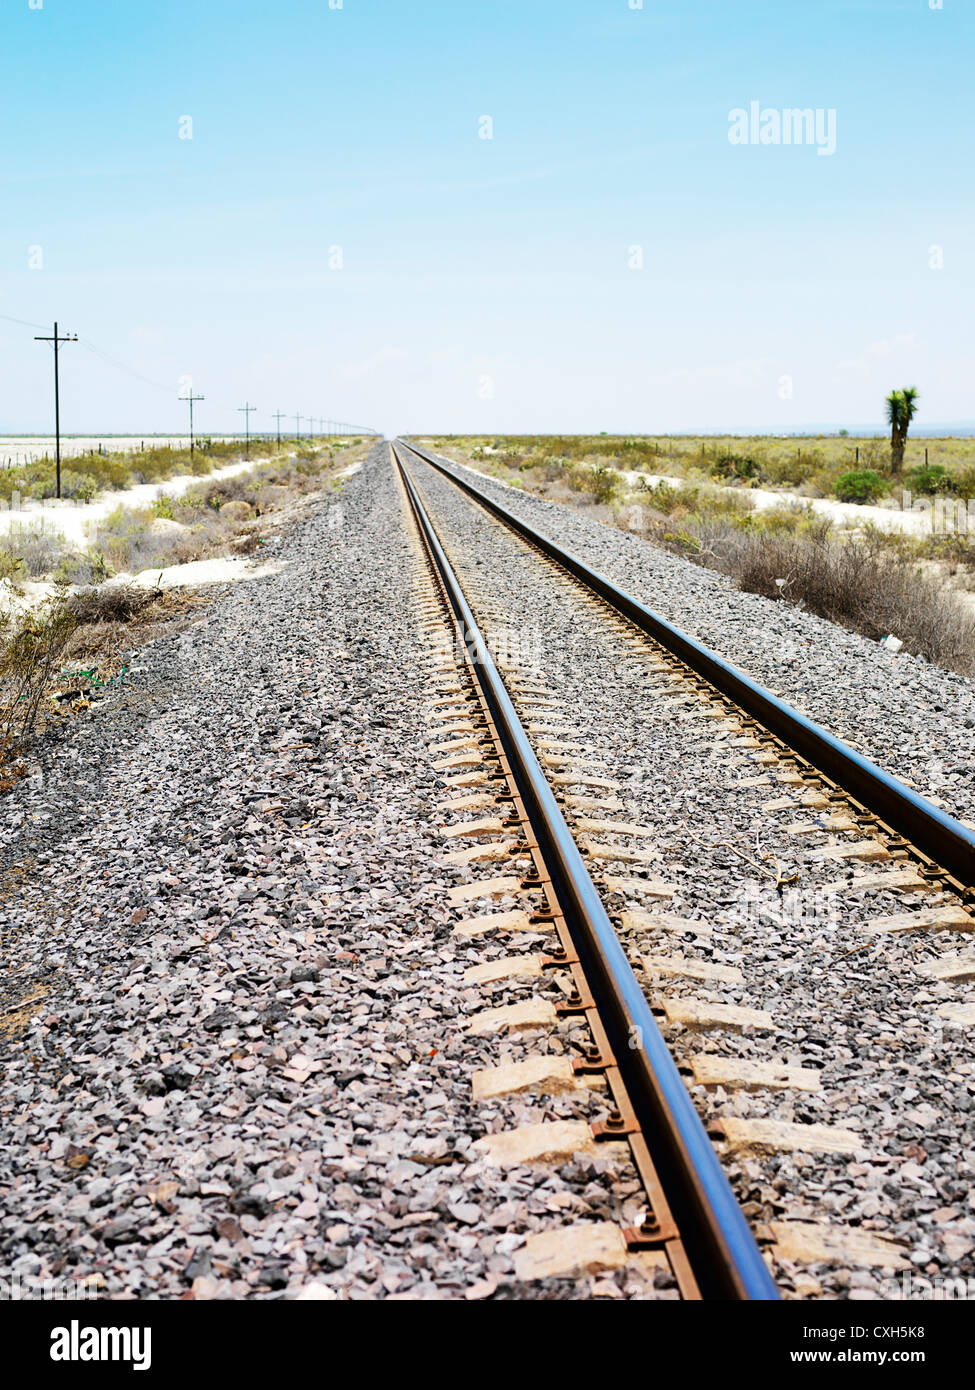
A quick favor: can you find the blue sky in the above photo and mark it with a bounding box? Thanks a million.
[1,0,972,437]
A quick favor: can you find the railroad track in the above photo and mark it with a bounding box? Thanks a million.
[393,438,975,1300]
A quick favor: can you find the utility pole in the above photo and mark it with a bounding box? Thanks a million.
[272,409,285,448]
[294,412,302,443]
[180,390,205,456]
[34,321,78,499]
[238,401,257,459]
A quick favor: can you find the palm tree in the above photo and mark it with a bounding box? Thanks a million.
[885,386,920,476]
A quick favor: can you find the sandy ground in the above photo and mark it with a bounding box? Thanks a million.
[119,557,284,590]
[0,458,264,548]
[0,558,285,619]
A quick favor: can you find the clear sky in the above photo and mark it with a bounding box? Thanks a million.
[1,0,972,438]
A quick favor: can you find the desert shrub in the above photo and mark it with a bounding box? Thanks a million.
[735,531,974,674]
[834,470,890,504]
[953,467,975,501]
[572,465,621,504]
[736,503,816,535]
[794,447,825,472]
[621,438,663,461]
[53,547,111,586]
[858,439,887,469]
[619,505,973,676]
[590,466,622,505]
[295,455,325,476]
[915,532,975,569]
[58,470,98,501]
[0,588,77,752]
[697,488,754,519]
[761,455,808,487]
[711,453,760,482]
[639,481,700,516]
[67,584,158,625]
[1,523,73,578]
[905,464,958,496]
[86,503,215,574]
[194,477,261,512]
[0,550,24,584]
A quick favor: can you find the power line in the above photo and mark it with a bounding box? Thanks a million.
[6,310,381,441]
[77,337,176,396]
[1,310,52,332]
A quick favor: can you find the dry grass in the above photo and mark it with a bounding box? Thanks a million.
[624,506,975,677]
[0,435,290,505]
[0,588,77,764]
[431,437,975,678]
[67,583,160,625]
[434,433,975,501]
[0,584,206,791]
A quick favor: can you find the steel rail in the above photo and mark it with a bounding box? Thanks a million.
[398,438,975,893]
[393,442,778,1302]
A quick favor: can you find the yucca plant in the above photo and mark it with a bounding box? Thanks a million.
[885,386,920,475]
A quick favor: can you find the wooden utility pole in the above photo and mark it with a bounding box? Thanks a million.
[272,409,285,448]
[181,391,205,456]
[238,402,257,458]
[34,321,78,499]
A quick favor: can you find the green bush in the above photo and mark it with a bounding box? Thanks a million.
[833,470,890,504]
[904,464,958,496]
[711,453,760,481]
[640,481,700,515]
[590,466,621,505]
[0,550,24,584]
[760,455,811,487]
[58,470,98,502]
[954,467,975,501]
[736,504,818,536]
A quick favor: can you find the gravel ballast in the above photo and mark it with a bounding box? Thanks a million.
[0,446,668,1302]
[2,439,972,1303]
[404,444,975,1301]
[412,442,975,823]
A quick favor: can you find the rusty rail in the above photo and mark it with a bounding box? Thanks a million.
[398,438,975,897]
[394,442,778,1301]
